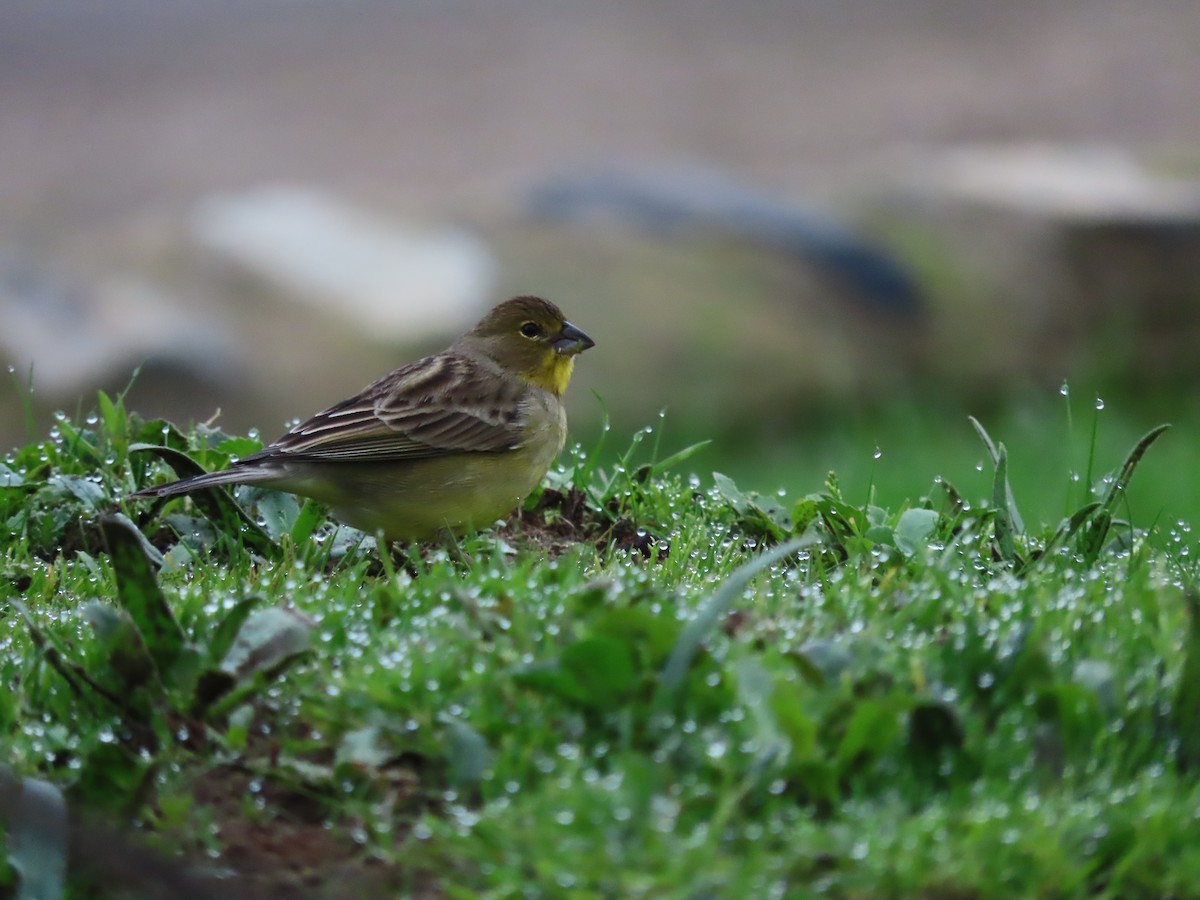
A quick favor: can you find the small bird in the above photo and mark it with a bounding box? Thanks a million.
[131,296,594,541]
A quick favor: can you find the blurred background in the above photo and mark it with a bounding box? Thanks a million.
[4,0,1200,526]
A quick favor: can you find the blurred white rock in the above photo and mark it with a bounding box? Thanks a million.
[910,144,1200,221]
[190,185,496,341]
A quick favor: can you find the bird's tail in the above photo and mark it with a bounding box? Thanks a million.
[128,465,277,500]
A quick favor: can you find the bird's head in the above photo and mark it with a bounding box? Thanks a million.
[462,296,594,396]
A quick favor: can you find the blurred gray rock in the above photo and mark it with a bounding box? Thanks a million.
[190,185,496,341]
[867,144,1200,386]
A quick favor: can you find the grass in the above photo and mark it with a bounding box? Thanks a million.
[2,384,1200,898]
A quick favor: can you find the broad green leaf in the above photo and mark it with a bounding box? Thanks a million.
[512,663,589,706]
[442,719,492,789]
[49,474,106,511]
[8,775,67,900]
[712,472,744,506]
[70,743,154,815]
[560,634,639,709]
[103,512,165,568]
[216,436,265,459]
[590,606,680,668]
[893,508,940,557]
[254,489,302,541]
[101,515,184,674]
[131,419,190,453]
[290,499,325,545]
[219,607,313,681]
[81,602,158,692]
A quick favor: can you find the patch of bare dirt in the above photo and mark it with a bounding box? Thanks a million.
[506,485,669,561]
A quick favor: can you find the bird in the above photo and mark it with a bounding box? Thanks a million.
[130,296,594,541]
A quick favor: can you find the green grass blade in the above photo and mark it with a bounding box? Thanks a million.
[1098,423,1171,515]
[654,536,814,712]
[1074,425,1169,566]
[970,416,1025,535]
[991,443,1020,563]
[1021,501,1102,573]
[650,440,712,477]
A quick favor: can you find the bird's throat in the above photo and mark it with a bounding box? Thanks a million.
[526,355,576,397]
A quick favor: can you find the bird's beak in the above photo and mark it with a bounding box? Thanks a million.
[553,321,595,356]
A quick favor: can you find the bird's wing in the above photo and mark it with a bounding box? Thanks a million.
[241,354,529,464]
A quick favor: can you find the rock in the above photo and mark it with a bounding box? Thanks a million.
[912,145,1200,221]
[866,144,1200,387]
[190,185,496,341]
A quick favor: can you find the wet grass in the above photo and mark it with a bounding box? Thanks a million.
[3,388,1200,898]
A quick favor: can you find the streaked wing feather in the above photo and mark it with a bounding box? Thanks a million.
[238,354,527,464]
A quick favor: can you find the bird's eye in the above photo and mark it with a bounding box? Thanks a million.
[519,321,543,339]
